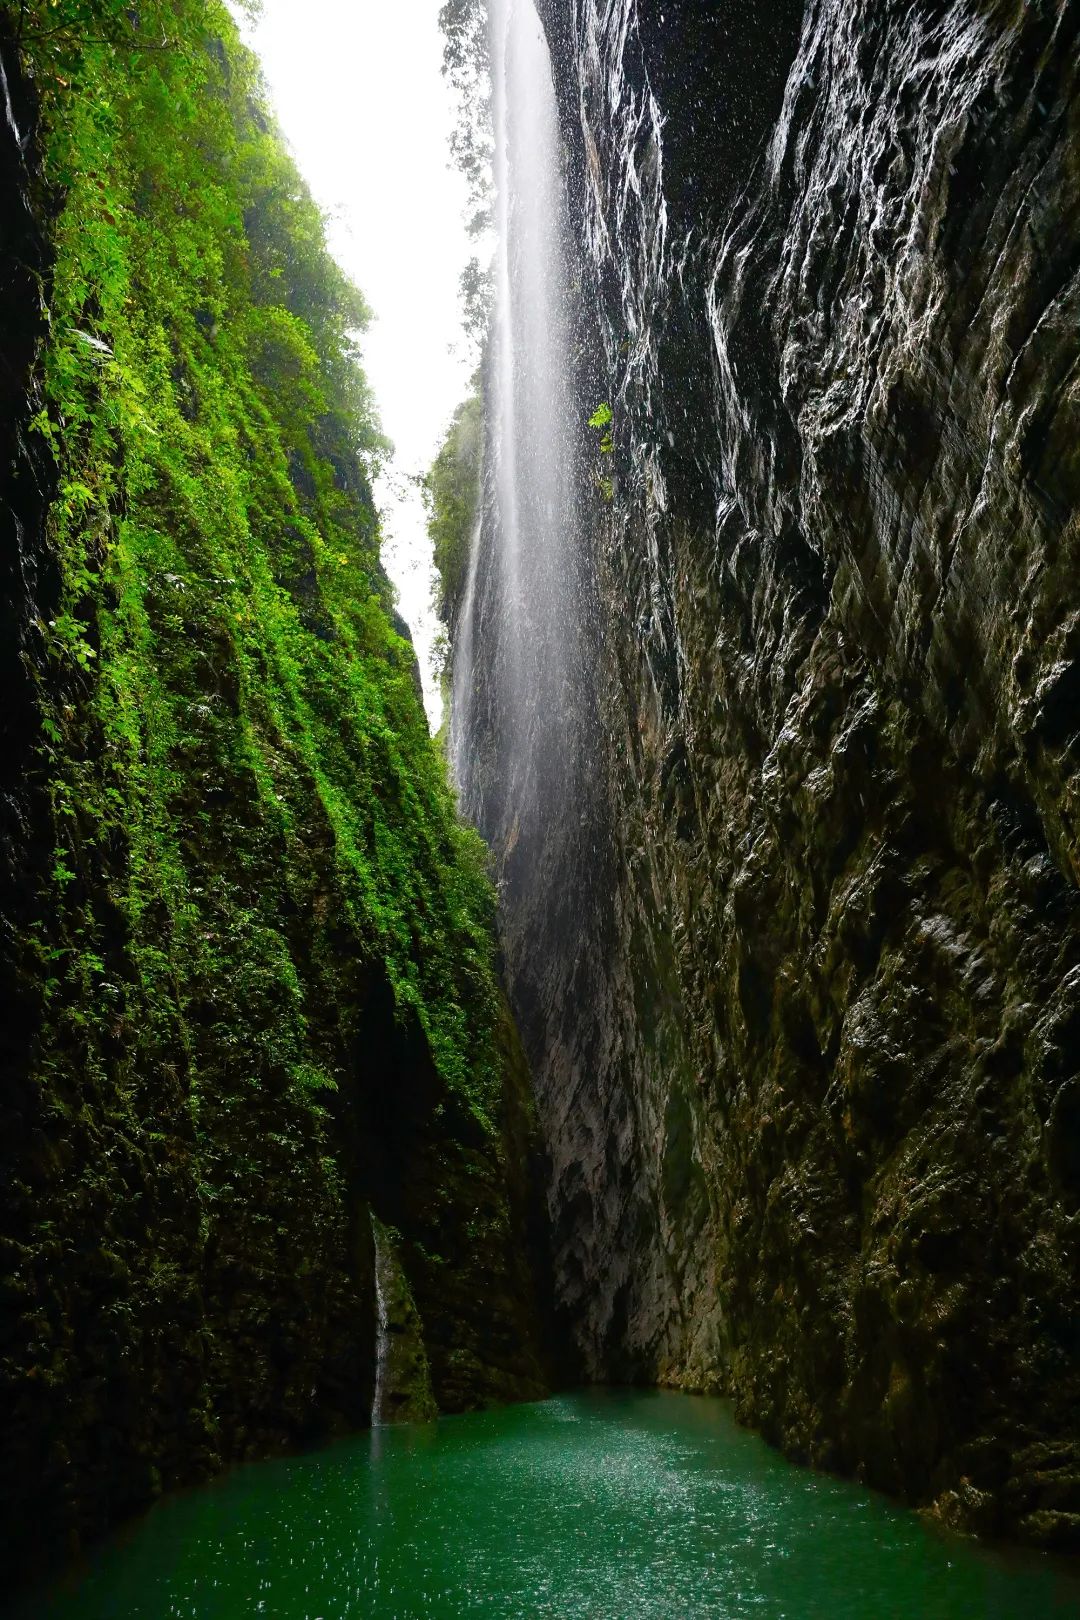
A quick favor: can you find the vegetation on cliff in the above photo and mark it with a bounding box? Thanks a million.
[424,3,490,654]
[19,0,503,1112]
[438,0,494,345]
[424,383,483,625]
[2,0,544,1579]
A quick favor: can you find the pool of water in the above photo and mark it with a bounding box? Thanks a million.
[11,1390,1080,1618]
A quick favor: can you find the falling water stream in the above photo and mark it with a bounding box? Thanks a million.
[450,0,585,822]
[370,1224,390,1429]
[8,6,1077,1616]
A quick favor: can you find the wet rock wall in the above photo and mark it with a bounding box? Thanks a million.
[505,0,1080,1544]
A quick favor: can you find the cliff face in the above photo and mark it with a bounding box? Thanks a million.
[0,8,545,1585]
[464,0,1080,1545]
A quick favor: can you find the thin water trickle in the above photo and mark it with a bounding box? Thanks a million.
[370,1221,390,1428]
[448,503,484,790]
[0,49,24,153]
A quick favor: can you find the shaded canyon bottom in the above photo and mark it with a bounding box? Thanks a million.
[11,1391,1080,1619]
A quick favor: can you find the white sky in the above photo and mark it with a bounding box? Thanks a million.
[236,0,476,727]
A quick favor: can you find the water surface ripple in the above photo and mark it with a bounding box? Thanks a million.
[14,1391,1080,1618]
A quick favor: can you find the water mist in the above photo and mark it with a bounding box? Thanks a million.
[450,0,586,834]
[447,0,640,1380]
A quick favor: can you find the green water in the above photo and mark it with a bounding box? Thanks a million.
[12,1391,1080,1618]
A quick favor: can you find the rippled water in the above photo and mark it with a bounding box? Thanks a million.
[12,1391,1080,1618]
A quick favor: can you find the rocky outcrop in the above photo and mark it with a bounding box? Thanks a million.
[371,1215,438,1425]
[464,0,1080,1546]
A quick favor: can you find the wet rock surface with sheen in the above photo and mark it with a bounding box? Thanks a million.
[460,0,1080,1546]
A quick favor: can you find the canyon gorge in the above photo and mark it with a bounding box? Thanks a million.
[1,0,1079,1606]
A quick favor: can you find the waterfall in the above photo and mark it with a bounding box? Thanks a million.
[0,48,24,154]
[371,1221,390,1427]
[446,0,612,1374]
[448,503,483,785]
[450,0,586,831]
[368,1215,436,1427]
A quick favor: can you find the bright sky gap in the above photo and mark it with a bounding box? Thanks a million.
[235,0,477,728]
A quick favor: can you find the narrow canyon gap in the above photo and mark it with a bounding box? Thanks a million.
[0,0,1078,1598]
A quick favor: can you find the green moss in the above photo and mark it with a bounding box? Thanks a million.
[20,0,504,1125]
[424,382,483,623]
[0,13,551,1576]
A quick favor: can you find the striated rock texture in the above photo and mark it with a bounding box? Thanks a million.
[0,9,545,1588]
[462,0,1080,1545]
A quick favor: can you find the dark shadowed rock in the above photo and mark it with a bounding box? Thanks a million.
[462,0,1080,1548]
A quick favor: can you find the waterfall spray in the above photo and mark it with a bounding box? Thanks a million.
[450,0,585,830]
[371,1222,390,1427]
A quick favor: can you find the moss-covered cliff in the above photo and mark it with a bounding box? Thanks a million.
[426,383,483,629]
[0,0,545,1584]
